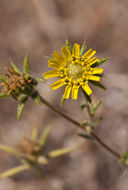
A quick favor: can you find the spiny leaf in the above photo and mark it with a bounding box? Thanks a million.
[0,144,21,157]
[23,55,29,74]
[40,125,52,148]
[92,57,108,68]
[82,88,92,103]
[78,133,92,140]
[90,100,102,116]
[66,40,72,54]
[0,75,7,82]
[0,164,30,179]
[89,80,106,90]
[0,93,9,98]
[30,126,38,140]
[11,62,21,74]
[47,146,77,158]
[80,42,87,56]
[17,101,25,120]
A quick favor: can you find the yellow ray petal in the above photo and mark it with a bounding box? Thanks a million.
[50,79,65,90]
[87,57,99,66]
[48,63,59,69]
[90,68,103,74]
[48,59,58,65]
[63,85,71,99]
[52,51,65,62]
[82,83,92,96]
[48,60,59,69]
[88,75,100,81]
[82,49,96,60]
[72,43,80,57]
[61,46,71,59]
[87,68,103,75]
[72,85,79,100]
[43,70,58,79]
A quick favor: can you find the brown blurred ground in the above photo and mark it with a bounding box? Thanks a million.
[0,0,128,190]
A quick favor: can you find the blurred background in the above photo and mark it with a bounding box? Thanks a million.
[0,0,128,189]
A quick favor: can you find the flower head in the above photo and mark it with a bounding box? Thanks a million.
[0,55,41,119]
[43,42,105,100]
[0,126,77,179]
[0,67,32,96]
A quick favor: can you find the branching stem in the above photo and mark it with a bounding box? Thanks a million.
[39,95,121,159]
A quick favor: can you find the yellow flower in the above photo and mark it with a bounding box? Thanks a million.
[43,43,103,100]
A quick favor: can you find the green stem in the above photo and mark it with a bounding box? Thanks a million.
[39,95,81,128]
[91,132,121,158]
[39,95,121,159]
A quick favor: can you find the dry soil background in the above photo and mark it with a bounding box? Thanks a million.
[0,0,128,190]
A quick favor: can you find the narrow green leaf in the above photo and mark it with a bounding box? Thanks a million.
[89,80,106,90]
[80,42,87,56]
[82,88,92,103]
[11,62,21,74]
[30,126,38,140]
[0,164,30,179]
[90,100,102,116]
[80,100,88,111]
[40,125,52,148]
[78,133,92,140]
[0,75,7,82]
[0,144,21,157]
[120,151,128,166]
[0,93,9,98]
[36,77,45,83]
[92,57,108,68]
[91,117,102,129]
[23,55,29,74]
[60,94,66,108]
[48,146,77,158]
[34,96,40,106]
[17,101,25,120]
[80,120,91,127]
[66,40,72,54]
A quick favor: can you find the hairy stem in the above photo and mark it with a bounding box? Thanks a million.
[39,95,121,159]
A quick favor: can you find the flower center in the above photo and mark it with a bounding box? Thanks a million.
[67,63,84,80]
